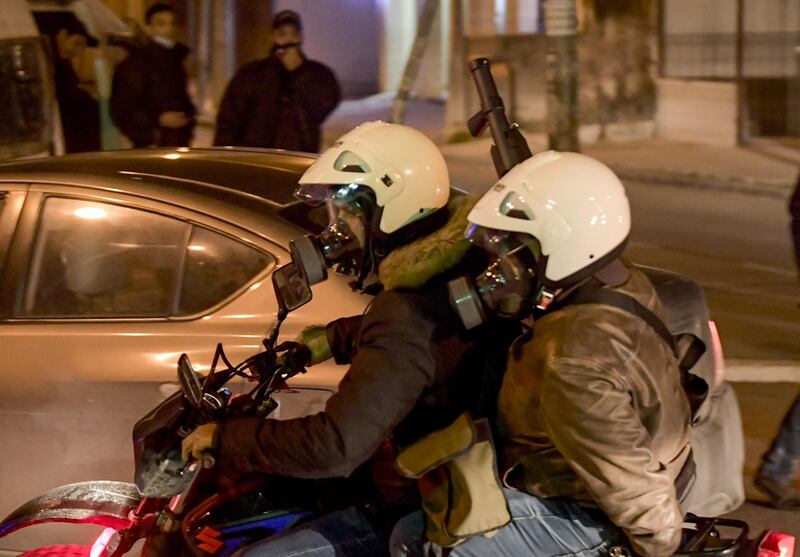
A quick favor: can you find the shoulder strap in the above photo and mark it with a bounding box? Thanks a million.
[551,284,709,417]
[553,286,678,357]
[551,285,706,375]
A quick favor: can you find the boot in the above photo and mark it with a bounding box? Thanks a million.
[754,470,800,510]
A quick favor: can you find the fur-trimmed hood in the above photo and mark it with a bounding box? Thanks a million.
[379,195,478,291]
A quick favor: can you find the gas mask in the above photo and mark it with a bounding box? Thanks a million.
[448,225,542,330]
[289,184,373,288]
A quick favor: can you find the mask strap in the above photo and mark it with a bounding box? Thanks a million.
[350,236,373,291]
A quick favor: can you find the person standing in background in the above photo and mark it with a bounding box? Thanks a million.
[214,10,340,153]
[790,174,800,294]
[755,393,800,510]
[753,175,800,510]
[50,18,101,153]
[110,3,195,147]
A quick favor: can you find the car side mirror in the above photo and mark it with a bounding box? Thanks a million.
[272,263,312,314]
[177,354,203,409]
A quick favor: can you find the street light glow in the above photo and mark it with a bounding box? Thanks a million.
[74,207,107,220]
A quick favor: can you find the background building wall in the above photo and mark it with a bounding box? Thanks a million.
[454,0,656,138]
[274,0,380,98]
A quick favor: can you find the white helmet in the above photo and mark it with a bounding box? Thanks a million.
[298,121,449,234]
[468,151,630,288]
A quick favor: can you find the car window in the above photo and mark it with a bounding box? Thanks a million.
[19,196,275,319]
[177,226,273,315]
[20,197,189,317]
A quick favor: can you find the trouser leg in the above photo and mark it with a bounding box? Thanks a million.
[390,488,625,557]
[761,392,800,480]
[233,508,388,557]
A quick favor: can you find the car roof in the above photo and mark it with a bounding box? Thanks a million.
[0,147,317,207]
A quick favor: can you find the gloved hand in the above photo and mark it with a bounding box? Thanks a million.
[181,422,219,463]
[296,324,332,365]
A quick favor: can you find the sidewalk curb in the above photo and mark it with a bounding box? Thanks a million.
[725,360,800,382]
[605,165,793,199]
[440,143,796,198]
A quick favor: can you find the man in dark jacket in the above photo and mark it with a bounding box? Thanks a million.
[50,18,101,153]
[791,174,800,283]
[110,3,195,147]
[183,123,517,556]
[213,10,340,152]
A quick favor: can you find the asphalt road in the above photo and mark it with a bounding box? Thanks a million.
[622,179,798,362]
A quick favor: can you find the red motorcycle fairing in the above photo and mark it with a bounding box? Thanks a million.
[0,481,141,539]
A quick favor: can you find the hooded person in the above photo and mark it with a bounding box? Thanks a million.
[391,151,694,557]
[182,122,520,557]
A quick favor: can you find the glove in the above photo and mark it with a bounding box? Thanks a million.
[296,325,332,365]
[181,422,219,463]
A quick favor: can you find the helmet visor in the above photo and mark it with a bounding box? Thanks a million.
[465,224,541,261]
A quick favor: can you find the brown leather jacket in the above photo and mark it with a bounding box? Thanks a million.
[497,262,692,557]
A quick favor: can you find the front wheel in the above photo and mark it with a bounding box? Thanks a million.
[19,546,91,557]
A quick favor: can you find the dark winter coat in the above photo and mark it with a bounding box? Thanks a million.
[213,54,340,153]
[789,173,800,270]
[110,41,195,147]
[218,197,518,482]
[54,57,100,153]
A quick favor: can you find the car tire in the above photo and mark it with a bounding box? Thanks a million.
[19,546,90,557]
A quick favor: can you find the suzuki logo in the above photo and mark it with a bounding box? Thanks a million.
[196,526,223,554]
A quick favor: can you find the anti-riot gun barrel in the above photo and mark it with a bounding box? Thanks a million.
[468,58,532,177]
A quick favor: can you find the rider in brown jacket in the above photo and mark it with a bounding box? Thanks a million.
[431,152,694,557]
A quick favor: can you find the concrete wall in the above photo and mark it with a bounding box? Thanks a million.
[663,0,800,79]
[455,4,657,139]
[656,79,737,146]
[274,0,380,98]
[666,0,800,34]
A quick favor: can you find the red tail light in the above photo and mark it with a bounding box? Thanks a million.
[708,320,725,389]
[757,531,796,557]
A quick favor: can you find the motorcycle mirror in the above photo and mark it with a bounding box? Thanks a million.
[177,354,203,409]
[272,263,313,314]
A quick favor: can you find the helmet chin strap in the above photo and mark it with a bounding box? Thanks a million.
[535,258,628,313]
[346,236,375,291]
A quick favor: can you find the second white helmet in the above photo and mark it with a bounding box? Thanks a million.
[468,150,631,288]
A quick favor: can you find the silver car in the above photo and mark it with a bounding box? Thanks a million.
[0,148,369,551]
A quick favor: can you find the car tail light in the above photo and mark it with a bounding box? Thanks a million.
[708,320,726,389]
[757,531,796,557]
[90,527,118,557]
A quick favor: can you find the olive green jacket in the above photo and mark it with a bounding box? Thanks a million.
[497,262,692,557]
